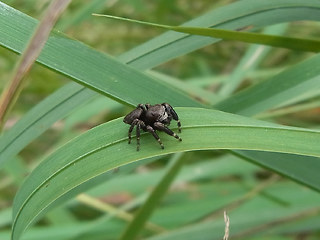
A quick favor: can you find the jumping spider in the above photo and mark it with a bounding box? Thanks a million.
[123,103,182,151]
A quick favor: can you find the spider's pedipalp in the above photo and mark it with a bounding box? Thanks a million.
[162,103,181,132]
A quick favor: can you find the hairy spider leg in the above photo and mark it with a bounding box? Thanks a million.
[128,121,136,144]
[128,119,144,145]
[177,120,181,133]
[146,125,164,149]
[154,122,182,141]
[136,122,141,151]
[130,119,146,151]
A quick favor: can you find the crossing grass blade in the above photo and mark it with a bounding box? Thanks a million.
[120,154,185,240]
[11,108,320,239]
[92,14,320,52]
[119,0,320,68]
[217,23,289,97]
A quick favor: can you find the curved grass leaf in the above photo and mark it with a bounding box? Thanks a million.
[12,108,320,239]
[93,14,320,53]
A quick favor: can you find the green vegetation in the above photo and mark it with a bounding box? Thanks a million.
[1,0,320,239]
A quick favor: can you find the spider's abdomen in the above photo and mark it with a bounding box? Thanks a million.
[123,108,143,124]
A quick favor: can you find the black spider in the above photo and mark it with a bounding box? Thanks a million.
[123,103,182,151]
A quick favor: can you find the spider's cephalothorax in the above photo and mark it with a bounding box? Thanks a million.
[123,103,182,151]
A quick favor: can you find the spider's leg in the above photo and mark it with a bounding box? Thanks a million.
[128,123,135,144]
[128,119,139,144]
[177,120,181,133]
[154,122,182,141]
[136,121,142,151]
[136,120,146,151]
[146,125,164,149]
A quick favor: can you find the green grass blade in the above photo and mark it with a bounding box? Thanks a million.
[171,26,320,52]
[218,23,289,97]
[0,83,95,167]
[215,53,320,196]
[146,183,320,240]
[257,98,320,119]
[11,108,320,239]
[120,153,184,240]
[215,54,320,116]
[2,1,320,74]
[148,71,219,105]
[120,0,320,69]
[234,151,320,193]
[93,14,320,53]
